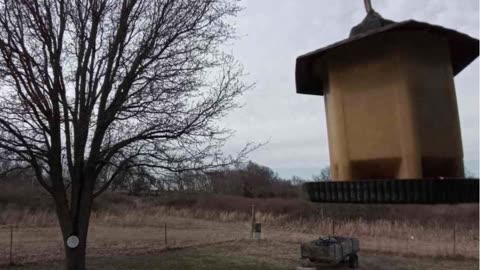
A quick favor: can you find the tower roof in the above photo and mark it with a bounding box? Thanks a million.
[296,15,479,96]
[350,10,395,37]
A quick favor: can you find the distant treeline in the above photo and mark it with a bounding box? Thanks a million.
[109,161,331,198]
[0,160,330,198]
[0,167,478,227]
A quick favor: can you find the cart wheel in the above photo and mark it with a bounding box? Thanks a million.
[348,254,359,269]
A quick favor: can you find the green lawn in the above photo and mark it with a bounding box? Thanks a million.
[7,247,289,270]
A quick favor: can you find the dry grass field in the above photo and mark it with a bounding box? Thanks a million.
[0,209,478,268]
[1,225,478,270]
[0,182,478,269]
[1,205,478,260]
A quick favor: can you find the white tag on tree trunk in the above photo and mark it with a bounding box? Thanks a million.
[67,235,80,249]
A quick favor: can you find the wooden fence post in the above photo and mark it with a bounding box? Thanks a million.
[332,219,336,236]
[453,224,456,255]
[251,205,256,239]
[164,223,168,249]
[9,225,13,266]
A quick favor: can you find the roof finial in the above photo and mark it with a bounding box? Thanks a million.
[364,0,373,13]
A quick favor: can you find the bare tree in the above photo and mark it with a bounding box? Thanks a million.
[464,168,478,178]
[313,166,331,181]
[0,0,253,269]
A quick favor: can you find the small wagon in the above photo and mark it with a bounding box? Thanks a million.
[300,236,360,269]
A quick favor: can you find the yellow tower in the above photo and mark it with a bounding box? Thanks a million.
[296,5,478,182]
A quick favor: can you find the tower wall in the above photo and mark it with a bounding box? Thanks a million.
[321,31,464,181]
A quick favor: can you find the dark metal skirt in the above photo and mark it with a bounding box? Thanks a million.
[304,178,479,204]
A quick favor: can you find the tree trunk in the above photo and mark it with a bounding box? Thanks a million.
[65,239,87,270]
[57,209,90,270]
[54,176,93,270]
[61,206,91,270]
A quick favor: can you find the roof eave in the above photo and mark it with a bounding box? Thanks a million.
[295,20,479,96]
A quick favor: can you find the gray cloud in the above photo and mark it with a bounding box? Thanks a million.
[222,0,479,178]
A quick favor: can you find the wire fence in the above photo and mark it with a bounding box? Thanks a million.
[0,212,478,267]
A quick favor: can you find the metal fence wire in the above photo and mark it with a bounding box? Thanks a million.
[1,218,478,266]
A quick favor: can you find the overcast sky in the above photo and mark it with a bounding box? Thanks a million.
[221,0,479,179]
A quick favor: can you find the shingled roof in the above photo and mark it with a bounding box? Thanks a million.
[296,12,480,96]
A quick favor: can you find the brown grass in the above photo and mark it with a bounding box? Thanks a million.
[1,203,477,263]
[0,182,478,264]
[88,204,480,259]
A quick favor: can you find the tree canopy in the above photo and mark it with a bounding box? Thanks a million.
[0,0,252,269]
